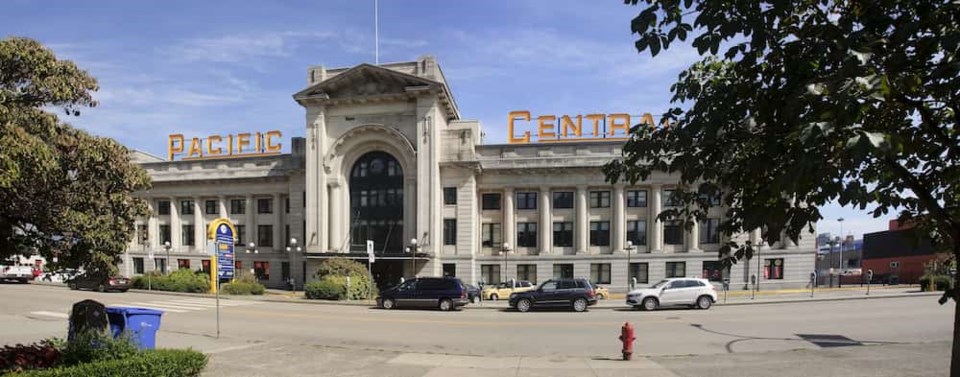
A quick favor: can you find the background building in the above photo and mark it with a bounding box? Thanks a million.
[862,220,941,285]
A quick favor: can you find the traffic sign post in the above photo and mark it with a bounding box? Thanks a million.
[366,240,374,299]
[207,218,237,339]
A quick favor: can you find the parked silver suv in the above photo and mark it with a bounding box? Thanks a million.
[626,278,717,310]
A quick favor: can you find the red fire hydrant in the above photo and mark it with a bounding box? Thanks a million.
[620,322,636,360]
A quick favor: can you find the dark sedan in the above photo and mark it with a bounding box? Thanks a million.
[464,283,481,304]
[68,273,131,292]
[508,278,598,312]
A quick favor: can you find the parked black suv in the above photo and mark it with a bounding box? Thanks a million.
[377,277,469,311]
[508,278,597,312]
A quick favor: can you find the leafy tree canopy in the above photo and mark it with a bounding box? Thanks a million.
[0,37,151,273]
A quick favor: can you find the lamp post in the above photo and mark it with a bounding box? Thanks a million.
[162,241,172,274]
[245,242,258,279]
[286,238,301,290]
[625,240,636,289]
[837,218,845,288]
[756,240,764,292]
[407,238,419,279]
[501,242,512,284]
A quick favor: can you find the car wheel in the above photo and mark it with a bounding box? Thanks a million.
[696,295,713,310]
[642,297,659,311]
[439,298,453,312]
[490,294,498,301]
[517,298,532,312]
[68,282,77,290]
[382,298,396,310]
[572,298,588,312]
[97,284,106,293]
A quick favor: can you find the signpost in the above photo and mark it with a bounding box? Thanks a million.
[147,250,154,290]
[207,218,237,339]
[366,240,375,298]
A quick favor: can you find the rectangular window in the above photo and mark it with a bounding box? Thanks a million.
[589,221,610,246]
[230,199,245,214]
[133,257,145,274]
[159,225,171,245]
[181,225,195,246]
[699,192,722,206]
[516,264,537,284]
[177,259,190,270]
[553,263,574,279]
[666,261,686,278]
[590,191,611,208]
[235,225,245,245]
[205,200,218,215]
[663,189,681,207]
[700,218,721,244]
[590,263,612,284]
[629,262,649,284]
[553,222,574,247]
[257,198,273,214]
[180,200,194,215]
[517,222,538,248]
[443,263,456,277]
[201,260,211,274]
[552,191,574,209]
[443,187,457,205]
[481,264,501,285]
[627,220,647,246]
[254,261,270,280]
[481,193,502,210]
[137,224,149,245]
[157,200,171,215]
[702,261,725,282]
[481,223,501,248]
[516,192,537,210]
[443,219,457,245]
[626,190,647,207]
[155,258,167,274]
[664,220,683,245]
[764,258,784,280]
[285,197,290,213]
[258,225,273,247]
[281,262,290,281]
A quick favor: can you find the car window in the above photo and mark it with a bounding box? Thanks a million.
[668,280,684,289]
[651,280,670,288]
[398,281,417,291]
[520,281,532,288]
[575,280,589,289]
[540,281,558,292]
[559,280,577,289]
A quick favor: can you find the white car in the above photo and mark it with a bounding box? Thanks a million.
[626,278,718,310]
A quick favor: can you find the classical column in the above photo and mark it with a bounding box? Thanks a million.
[503,188,515,252]
[169,197,181,251]
[689,218,701,252]
[193,198,204,252]
[328,183,342,252]
[245,196,256,248]
[147,200,159,249]
[576,185,588,254]
[649,185,662,252]
[539,186,551,255]
[613,184,625,253]
[274,193,283,251]
[218,196,228,218]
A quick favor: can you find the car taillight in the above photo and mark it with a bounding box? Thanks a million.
[461,290,466,299]
[587,288,595,298]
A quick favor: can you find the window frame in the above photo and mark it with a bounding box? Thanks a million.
[626,219,647,246]
[589,221,610,246]
[663,220,684,245]
[552,221,574,247]
[699,218,721,244]
[443,187,457,205]
[626,190,648,208]
[629,262,649,284]
[589,191,611,208]
[481,193,501,210]
[443,219,457,246]
[481,223,501,248]
[764,258,784,280]
[157,200,171,215]
[516,191,538,210]
[180,200,195,215]
[665,261,686,278]
[230,199,245,215]
[516,222,538,248]
[257,225,273,247]
[257,198,273,214]
[204,200,218,215]
[590,263,612,284]
[552,191,574,209]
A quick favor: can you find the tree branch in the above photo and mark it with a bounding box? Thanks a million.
[883,156,956,231]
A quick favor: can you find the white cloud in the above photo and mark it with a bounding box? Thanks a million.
[162,31,336,64]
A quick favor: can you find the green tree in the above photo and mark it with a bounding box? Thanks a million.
[0,37,151,274]
[606,1,960,373]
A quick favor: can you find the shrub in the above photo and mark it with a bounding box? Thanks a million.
[58,332,138,367]
[9,349,207,377]
[220,274,265,295]
[306,258,374,300]
[131,270,208,293]
[0,341,60,373]
[304,278,344,300]
[919,274,952,291]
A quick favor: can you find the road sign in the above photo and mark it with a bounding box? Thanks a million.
[366,240,375,263]
[215,224,235,280]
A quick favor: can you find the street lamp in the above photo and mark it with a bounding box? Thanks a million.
[501,242,512,284]
[285,238,302,290]
[246,242,258,254]
[407,238,419,278]
[162,241,172,274]
[837,218,845,288]
[625,240,636,289]
[756,240,765,292]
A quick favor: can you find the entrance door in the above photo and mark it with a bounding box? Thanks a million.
[350,151,404,290]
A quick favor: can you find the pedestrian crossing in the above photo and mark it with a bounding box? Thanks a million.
[28,298,261,319]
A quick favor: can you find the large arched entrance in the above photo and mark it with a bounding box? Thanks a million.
[349,151,404,288]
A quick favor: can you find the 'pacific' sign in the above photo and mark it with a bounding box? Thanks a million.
[168,131,282,160]
[507,110,668,144]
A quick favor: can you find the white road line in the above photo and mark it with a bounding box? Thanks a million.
[176,299,258,306]
[111,304,188,313]
[152,301,219,308]
[129,302,211,311]
[30,311,69,319]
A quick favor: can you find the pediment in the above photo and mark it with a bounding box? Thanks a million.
[293,64,439,100]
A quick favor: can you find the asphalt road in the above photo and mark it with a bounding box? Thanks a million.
[0,282,951,360]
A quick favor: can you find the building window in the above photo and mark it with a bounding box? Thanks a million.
[482,193,501,210]
[517,264,537,284]
[230,199,245,214]
[629,262,648,284]
[699,192,722,206]
[664,220,683,245]
[235,225,245,245]
[700,218,721,244]
[517,222,537,248]
[589,221,610,246]
[516,192,537,210]
[764,258,784,279]
[553,222,574,247]
[254,261,270,280]
[663,189,681,207]
[553,264,574,279]
[180,200,194,215]
[178,259,191,270]
[181,225,195,246]
[157,200,171,215]
[258,225,273,247]
[285,197,290,213]
[481,223,501,248]
[443,263,456,277]
[443,187,457,205]
[443,219,457,245]
[702,261,724,282]
[133,257,145,274]
[590,191,611,208]
[627,190,647,207]
[202,260,211,274]
[481,264,501,285]
[553,191,574,209]
[155,258,167,274]
[136,224,149,245]
[627,220,647,246]
[666,262,686,278]
[159,225,171,245]
[205,200,217,215]
[257,198,273,214]
[591,263,612,284]
[281,262,290,281]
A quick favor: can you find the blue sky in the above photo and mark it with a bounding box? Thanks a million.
[1,0,888,239]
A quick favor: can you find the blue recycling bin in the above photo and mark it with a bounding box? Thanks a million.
[105,307,164,349]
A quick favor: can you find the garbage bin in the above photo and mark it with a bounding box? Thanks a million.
[105,307,164,349]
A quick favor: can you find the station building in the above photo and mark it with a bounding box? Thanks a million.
[121,56,817,291]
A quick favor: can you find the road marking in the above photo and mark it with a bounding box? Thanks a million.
[206,342,267,354]
[112,304,187,313]
[173,299,256,307]
[29,311,68,319]
[150,300,219,308]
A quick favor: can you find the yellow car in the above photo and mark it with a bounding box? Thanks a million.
[594,285,610,299]
[482,280,535,300]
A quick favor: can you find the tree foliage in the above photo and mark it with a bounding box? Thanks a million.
[0,37,151,273]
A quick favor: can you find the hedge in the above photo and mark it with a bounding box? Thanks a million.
[220,274,265,295]
[131,270,209,293]
[304,258,375,300]
[4,349,207,377]
[919,274,952,291]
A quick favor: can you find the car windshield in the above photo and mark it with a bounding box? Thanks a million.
[651,280,671,288]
